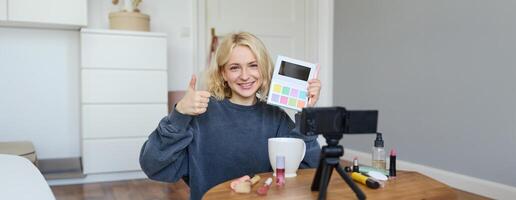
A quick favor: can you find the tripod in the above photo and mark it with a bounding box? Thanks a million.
[311,134,366,200]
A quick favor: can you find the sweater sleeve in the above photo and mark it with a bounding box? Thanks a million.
[276,111,321,169]
[139,109,194,183]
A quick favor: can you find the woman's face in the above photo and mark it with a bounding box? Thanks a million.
[222,45,262,105]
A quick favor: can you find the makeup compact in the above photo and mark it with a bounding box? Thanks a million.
[267,56,317,111]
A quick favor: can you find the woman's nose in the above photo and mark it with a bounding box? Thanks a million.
[240,68,250,80]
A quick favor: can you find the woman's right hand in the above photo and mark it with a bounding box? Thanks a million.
[175,75,211,116]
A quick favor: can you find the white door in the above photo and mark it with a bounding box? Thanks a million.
[205,0,316,63]
[204,0,317,117]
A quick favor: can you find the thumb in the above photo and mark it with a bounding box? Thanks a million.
[188,74,197,91]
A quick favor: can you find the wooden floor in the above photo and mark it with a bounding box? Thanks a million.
[51,178,491,200]
[51,179,189,200]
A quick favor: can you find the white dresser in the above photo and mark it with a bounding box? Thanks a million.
[80,29,168,174]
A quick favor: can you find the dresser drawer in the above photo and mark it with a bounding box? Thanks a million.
[82,138,147,174]
[82,104,167,139]
[81,69,167,103]
[81,30,167,70]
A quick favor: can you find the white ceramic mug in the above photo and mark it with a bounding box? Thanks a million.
[268,137,306,177]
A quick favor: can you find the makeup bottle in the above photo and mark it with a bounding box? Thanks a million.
[372,133,386,170]
[257,177,273,196]
[276,155,285,186]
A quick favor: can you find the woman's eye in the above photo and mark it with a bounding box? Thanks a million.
[230,66,239,70]
[250,64,258,68]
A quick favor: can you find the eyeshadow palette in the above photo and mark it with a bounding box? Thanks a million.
[267,56,317,111]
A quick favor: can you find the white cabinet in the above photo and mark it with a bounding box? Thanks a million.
[1,0,87,28]
[81,70,167,103]
[81,33,167,69]
[0,0,6,21]
[80,29,168,174]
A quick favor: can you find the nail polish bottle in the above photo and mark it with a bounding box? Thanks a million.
[276,155,285,186]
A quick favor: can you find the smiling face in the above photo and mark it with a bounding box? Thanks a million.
[221,45,263,105]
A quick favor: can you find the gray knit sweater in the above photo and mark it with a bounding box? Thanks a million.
[139,97,320,200]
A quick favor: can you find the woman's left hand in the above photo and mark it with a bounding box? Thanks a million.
[307,79,321,107]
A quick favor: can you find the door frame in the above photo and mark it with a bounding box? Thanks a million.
[192,0,334,106]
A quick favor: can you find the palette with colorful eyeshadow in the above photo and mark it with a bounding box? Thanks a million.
[267,56,317,111]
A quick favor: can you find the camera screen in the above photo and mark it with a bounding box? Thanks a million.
[278,61,310,81]
[300,107,378,135]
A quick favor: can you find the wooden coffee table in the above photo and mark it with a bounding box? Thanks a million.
[203,168,457,200]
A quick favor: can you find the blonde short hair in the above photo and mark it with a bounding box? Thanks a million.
[205,32,274,101]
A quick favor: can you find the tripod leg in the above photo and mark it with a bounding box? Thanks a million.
[317,162,334,200]
[311,152,326,191]
[311,160,323,190]
[336,164,366,200]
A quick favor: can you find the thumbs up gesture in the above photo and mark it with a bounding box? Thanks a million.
[175,75,211,116]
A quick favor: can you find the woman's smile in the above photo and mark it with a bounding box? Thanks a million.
[237,81,255,90]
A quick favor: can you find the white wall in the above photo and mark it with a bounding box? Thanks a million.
[0,0,194,159]
[334,0,516,187]
[0,27,80,159]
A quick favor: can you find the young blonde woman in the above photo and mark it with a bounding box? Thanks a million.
[139,32,322,200]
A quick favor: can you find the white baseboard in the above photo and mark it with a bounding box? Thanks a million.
[342,148,516,200]
[47,171,148,186]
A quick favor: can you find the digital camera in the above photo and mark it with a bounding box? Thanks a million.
[299,107,378,136]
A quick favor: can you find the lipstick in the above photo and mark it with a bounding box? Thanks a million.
[389,149,396,178]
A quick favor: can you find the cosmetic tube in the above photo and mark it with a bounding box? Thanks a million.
[389,149,396,178]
